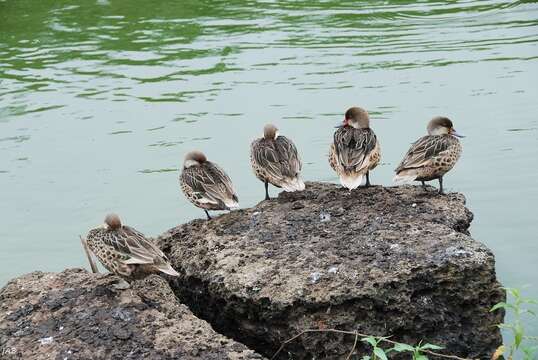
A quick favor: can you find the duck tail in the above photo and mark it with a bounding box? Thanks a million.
[295,177,306,191]
[156,263,180,277]
[224,198,239,209]
[281,177,305,192]
[340,173,363,190]
[393,170,418,185]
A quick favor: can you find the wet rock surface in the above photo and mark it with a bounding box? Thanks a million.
[159,182,504,359]
[0,269,266,360]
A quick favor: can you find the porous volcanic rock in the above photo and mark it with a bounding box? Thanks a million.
[159,182,504,359]
[0,269,266,360]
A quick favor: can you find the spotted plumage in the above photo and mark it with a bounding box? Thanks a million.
[329,107,381,189]
[250,124,305,200]
[84,214,179,279]
[394,116,464,194]
[180,150,239,219]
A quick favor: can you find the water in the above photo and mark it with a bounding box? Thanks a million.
[1,0,537,341]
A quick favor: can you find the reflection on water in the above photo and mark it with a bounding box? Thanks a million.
[1,0,537,338]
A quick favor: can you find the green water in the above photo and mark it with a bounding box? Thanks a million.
[1,0,537,342]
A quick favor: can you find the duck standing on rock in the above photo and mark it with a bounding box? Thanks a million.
[250,124,305,200]
[393,116,464,194]
[81,213,179,278]
[180,150,239,219]
[329,106,381,189]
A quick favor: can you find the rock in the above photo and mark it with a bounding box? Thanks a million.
[0,269,266,360]
[159,182,504,359]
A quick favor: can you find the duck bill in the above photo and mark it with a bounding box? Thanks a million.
[335,119,347,128]
[450,129,465,138]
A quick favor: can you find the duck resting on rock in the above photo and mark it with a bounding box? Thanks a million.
[250,124,305,200]
[329,106,381,190]
[393,116,464,194]
[81,213,179,279]
[180,150,239,219]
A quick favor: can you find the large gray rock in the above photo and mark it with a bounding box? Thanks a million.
[159,182,504,359]
[0,269,266,360]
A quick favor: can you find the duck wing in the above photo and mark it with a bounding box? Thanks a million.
[333,127,377,172]
[251,136,302,180]
[395,135,452,172]
[251,138,281,178]
[101,226,166,265]
[181,162,238,208]
[275,136,302,177]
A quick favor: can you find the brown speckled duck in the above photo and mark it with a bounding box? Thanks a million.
[180,150,239,219]
[250,124,305,200]
[329,107,381,189]
[82,214,179,278]
[393,116,464,194]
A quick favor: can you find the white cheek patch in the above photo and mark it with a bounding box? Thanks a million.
[275,131,279,139]
[431,127,449,136]
[184,160,199,168]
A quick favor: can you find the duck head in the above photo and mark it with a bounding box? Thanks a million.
[337,107,370,129]
[427,116,465,138]
[184,150,207,168]
[104,213,122,230]
[263,124,279,140]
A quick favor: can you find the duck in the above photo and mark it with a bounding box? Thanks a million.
[180,150,239,219]
[250,124,305,200]
[329,106,381,189]
[393,116,464,194]
[81,213,179,278]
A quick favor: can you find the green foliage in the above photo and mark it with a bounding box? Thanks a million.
[491,287,538,360]
[274,287,537,360]
[357,288,537,360]
[361,335,444,360]
[361,336,389,360]
[390,339,444,360]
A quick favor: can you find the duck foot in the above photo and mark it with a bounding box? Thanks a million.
[364,171,372,187]
[204,210,212,220]
[264,181,270,200]
[438,177,445,195]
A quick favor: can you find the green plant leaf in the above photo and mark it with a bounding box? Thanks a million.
[491,302,508,312]
[373,347,388,360]
[415,355,429,360]
[361,356,371,360]
[393,343,415,352]
[515,323,524,348]
[420,343,444,350]
[362,337,378,347]
[521,346,538,360]
[509,288,521,299]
